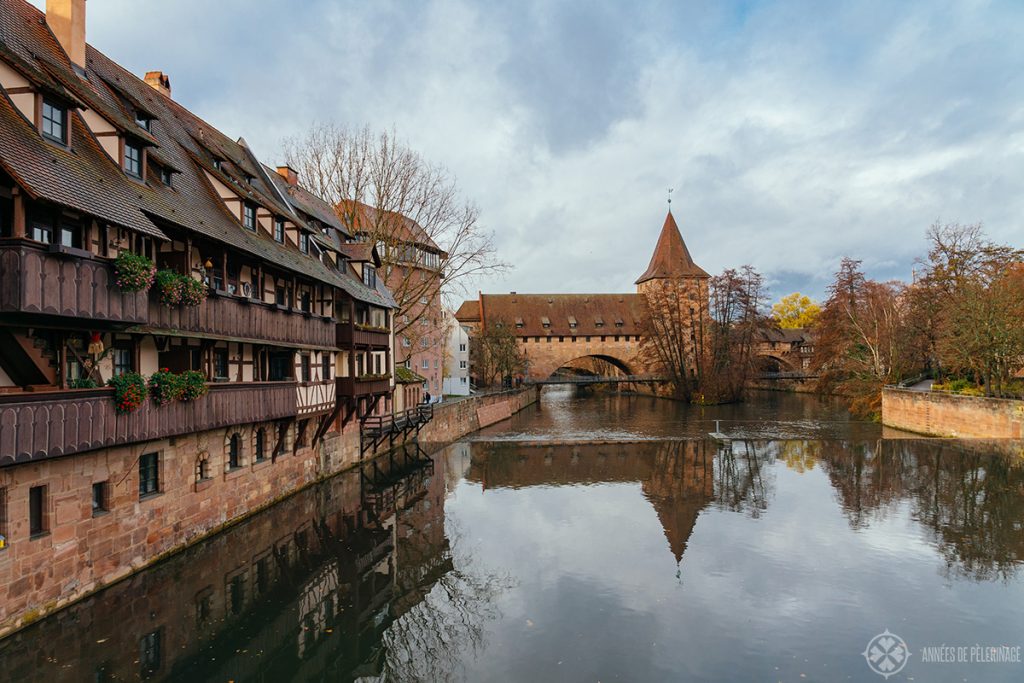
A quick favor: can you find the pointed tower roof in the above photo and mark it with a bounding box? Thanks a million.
[635,211,709,284]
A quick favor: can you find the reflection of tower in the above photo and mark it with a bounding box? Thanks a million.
[641,441,714,567]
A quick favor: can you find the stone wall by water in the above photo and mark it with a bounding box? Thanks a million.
[419,386,540,443]
[882,388,1024,438]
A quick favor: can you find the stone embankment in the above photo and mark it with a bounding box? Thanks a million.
[882,387,1024,438]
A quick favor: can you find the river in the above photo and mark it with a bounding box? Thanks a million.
[2,388,1022,682]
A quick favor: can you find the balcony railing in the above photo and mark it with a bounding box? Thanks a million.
[337,323,391,349]
[0,381,297,466]
[145,293,335,348]
[337,375,392,398]
[0,241,148,324]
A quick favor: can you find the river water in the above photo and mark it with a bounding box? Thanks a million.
[2,389,1023,682]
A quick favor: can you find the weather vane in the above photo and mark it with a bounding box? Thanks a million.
[667,187,673,208]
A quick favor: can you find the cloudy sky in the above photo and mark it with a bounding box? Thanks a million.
[36,0,1024,301]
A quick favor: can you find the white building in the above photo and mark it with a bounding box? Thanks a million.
[442,308,471,396]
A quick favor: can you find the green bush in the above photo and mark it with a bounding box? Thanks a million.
[68,377,98,389]
[113,251,156,293]
[107,372,148,413]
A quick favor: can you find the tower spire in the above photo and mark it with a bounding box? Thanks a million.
[635,206,709,286]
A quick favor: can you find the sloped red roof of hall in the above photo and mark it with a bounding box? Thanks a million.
[635,211,709,283]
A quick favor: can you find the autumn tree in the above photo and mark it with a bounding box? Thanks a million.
[282,124,509,362]
[812,259,920,417]
[771,292,821,329]
[913,222,1024,396]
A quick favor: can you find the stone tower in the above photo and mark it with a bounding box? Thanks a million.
[635,210,709,294]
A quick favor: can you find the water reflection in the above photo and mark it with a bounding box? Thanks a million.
[3,394,1024,682]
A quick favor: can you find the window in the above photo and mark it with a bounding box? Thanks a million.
[321,353,331,380]
[420,338,429,348]
[255,429,266,462]
[275,285,286,306]
[459,343,466,352]
[422,359,429,369]
[28,485,47,537]
[300,291,311,313]
[274,218,285,243]
[59,221,81,248]
[362,265,376,288]
[460,360,467,369]
[299,233,309,254]
[268,351,292,381]
[300,355,311,383]
[195,454,210,483]
[139,453,159,498]
[402,337,411,348]
[213,348,229,380]
[159,166,172,186]
[30,220,52,244]
[461,377,467,384]
[136,113,151,131]
[124,141,143,178]
[91,481,109,515]
[139,630,161,678]
[243,203,257,231]
[228,433,241,469]
[41,99,66,143]
[112,347,133,376]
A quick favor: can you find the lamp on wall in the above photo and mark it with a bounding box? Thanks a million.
[203,257,214,270]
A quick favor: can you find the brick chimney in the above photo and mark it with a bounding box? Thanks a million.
[276,165,298,186]
[144,71,171,98]
[46,0,87,70]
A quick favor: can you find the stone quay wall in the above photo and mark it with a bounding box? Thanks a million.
[419,386,540,444]
[882,388,1024,438]
[0,419,363,638]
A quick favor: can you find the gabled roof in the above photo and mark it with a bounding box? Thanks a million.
[635,211,709,284]
[336,199,445,256]
[0,0,397,301]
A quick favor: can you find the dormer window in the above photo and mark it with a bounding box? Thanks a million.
[274,218,285,243]
[362,264,376,288]
[243,202,257,231]
[159,166,173,186]
[299,233,309,254]
[136,113,151,131]
[244,174,254,185]
[213,158,223,171]
[124,141,143,178]
[41,99,67,144]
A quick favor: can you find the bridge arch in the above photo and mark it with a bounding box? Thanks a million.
[755,354,797,374]
[524,341,644,381]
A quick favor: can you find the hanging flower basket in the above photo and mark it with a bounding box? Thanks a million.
[108,372,148,413]
[148,367,184,405]
[113,251,156,293]
[180,277,208,306]
[155,270,185,305]
[180,370,209,401]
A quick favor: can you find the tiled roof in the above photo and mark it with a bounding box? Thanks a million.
[336,199,444,255]
[635,211,709,283]
[0,0,399,309]
[458,293,647,336]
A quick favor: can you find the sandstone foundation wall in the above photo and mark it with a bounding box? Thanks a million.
[419,386,539,443]
[881,388,1024,438]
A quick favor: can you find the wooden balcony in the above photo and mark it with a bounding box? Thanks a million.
[337,376,392,398]
[337,323,391,349]
[0,241,148,324]
[145,294,335,348]
[0,381,297,466]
